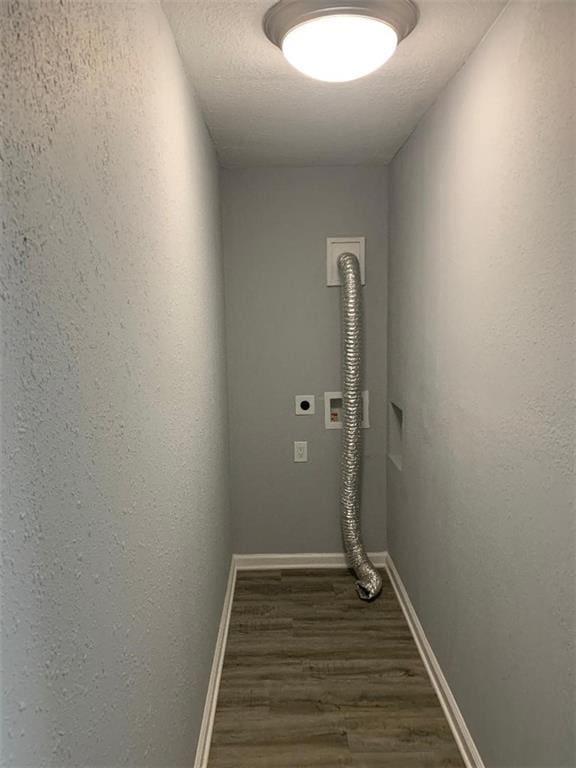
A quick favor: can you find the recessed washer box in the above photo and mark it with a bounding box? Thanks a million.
[326,236,365,286]
[324,391,370,429]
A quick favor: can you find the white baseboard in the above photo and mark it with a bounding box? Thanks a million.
[194,550,483,768]
[193,556,237,768]
[384,553,485,768]
[233,550,387,570]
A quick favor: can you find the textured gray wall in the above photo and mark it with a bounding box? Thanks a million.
[388,2,575,766]
[0,2,230,765]
[221,167,387,554]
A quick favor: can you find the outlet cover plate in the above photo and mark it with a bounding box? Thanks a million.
[294,441,308,462]
[326,237,365,286]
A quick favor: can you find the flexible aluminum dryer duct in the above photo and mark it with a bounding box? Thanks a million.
[337,253,382,601]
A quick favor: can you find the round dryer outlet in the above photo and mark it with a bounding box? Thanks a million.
[295,395,315,415]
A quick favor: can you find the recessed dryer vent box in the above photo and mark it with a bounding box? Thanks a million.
[324,391,370,429]
[326,237,365,286]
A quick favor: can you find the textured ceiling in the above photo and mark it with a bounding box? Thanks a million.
[162,0,505,167]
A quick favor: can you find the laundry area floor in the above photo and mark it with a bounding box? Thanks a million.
[207,569,465,767]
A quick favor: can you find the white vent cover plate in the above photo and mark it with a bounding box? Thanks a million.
[326,237,365,286]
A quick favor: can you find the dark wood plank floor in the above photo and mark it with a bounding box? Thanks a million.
[208,568,465,768]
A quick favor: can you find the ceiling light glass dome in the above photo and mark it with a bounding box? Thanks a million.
[282,14,398,82]
[264,1,418,83]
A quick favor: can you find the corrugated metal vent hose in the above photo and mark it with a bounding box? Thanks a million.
[337,253,383,601]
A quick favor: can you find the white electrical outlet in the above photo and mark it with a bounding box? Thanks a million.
[294,441,308,462]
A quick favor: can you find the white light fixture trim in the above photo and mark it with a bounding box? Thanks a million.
[264,1,418,83]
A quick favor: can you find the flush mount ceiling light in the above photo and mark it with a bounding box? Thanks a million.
[264,0,418,82]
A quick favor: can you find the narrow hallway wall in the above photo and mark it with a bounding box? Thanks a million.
[0,2,230,765]
[221,167,388,554]
[387,2,575,765]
